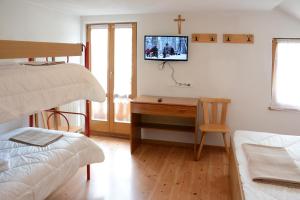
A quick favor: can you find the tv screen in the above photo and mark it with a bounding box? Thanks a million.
[144,35,188,61]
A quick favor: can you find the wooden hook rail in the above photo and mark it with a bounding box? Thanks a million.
[192,33,217,43]
[223,34,254,44]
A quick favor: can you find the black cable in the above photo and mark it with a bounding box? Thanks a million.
[157,61,191,87]
[157,61,167,71]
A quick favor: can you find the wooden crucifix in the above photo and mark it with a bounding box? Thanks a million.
[174,14,185,34]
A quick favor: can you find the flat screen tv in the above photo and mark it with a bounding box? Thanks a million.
[144,35,188,61]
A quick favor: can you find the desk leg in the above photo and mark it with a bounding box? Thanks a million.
[131,113,141,154]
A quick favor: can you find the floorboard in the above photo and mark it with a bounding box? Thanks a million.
[47,136,230,200]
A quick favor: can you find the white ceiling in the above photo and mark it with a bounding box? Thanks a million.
[21,0,288,16]
[278,0,300,19]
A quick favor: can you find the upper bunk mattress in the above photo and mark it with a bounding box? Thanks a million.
[0,127,104,200]
[233,130,300,200]
[0,63,105,123]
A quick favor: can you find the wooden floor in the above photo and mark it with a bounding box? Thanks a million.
[47,136,230,200]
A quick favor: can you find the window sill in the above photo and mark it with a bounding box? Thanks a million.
[268,106,300,113]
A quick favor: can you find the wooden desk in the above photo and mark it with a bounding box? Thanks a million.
[131,96,199,159]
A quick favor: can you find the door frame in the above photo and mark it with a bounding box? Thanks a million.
[86,22,137,135]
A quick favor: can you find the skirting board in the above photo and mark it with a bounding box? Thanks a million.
[142,138,194,148]
[91,131,130,139]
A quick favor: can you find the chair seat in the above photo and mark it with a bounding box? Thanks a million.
[199,124,230,133]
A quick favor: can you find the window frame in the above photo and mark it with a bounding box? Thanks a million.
[270,38,300,112]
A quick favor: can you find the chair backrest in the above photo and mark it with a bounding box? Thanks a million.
[200,97,231,125]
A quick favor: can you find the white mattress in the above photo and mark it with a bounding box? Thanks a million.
[0,127,105,200]
[0,63,105,123]
[233,130,300,200]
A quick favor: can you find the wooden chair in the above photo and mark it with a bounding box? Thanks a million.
[197,97,231,160]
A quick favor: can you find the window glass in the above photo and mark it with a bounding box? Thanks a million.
[271,39,300,110]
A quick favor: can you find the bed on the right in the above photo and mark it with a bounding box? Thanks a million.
[230,130,300,200]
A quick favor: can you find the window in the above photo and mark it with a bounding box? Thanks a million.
[271,38,300,110]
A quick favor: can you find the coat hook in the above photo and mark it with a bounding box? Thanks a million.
[247,35,251,42]
[195,36,198,41]
[226,36,230,42]
[210,36,215,41]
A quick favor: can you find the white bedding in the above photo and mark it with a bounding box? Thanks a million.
[0,63,105,123]
[233,130,300,200]
[0,127,105,200]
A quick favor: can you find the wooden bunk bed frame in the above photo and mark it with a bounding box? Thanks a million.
[229,137,245,200]
[0,39,92,180]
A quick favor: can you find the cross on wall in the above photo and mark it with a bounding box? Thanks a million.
[174,14,185,34]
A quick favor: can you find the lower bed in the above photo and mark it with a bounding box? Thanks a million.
[231,130,300,200]
[0,127,105,200]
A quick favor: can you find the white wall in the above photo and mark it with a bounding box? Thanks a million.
[0,0,81,132]
[82,11,300,146]
[0,0,80,42]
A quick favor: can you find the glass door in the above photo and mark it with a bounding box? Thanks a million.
[89,24,109,133]
[88,23,137,135]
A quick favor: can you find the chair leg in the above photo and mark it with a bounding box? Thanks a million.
[222,132,229,155]
[194,128,198,160]
[197,131,206,160]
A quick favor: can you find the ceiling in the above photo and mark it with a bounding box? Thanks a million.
[20,0,299,19]
[279,0,300,19]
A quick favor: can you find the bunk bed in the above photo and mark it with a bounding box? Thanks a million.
[0,40,105,200]
[230,130,300,200]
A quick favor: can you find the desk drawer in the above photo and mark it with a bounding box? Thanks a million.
[131,103,196,117]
